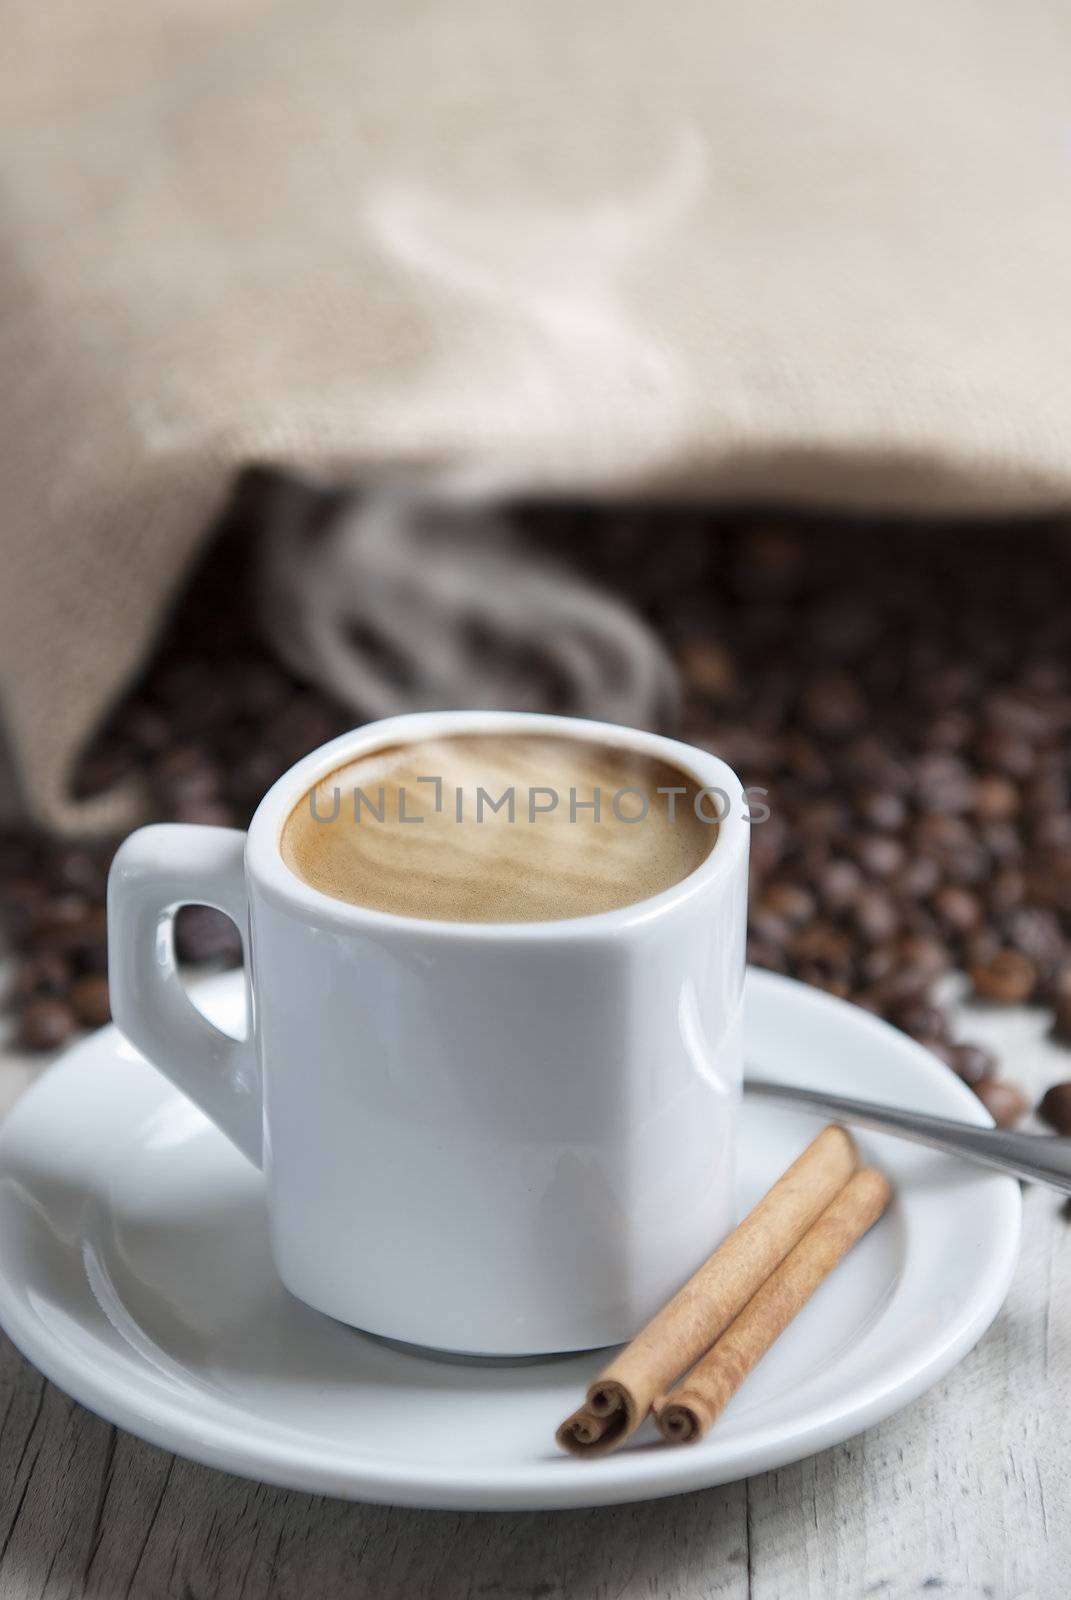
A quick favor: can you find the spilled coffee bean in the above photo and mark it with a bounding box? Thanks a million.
[1037,1081,1071,1135]
[969,949,1037,1005]
[971,1079,1030,1129]
[70,975,111,1030]
[17,998,77,1051]
[2,507,1071,1155]
[544,508,1071,1133]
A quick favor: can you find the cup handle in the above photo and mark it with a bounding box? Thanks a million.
[107,824,262,1167]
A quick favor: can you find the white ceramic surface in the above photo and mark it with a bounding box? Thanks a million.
[107,711,750,1355]
[0,970,1020,1511]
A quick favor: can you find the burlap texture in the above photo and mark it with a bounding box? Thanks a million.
[3,0,1070,830]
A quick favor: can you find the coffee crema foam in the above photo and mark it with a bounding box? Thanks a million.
[280,734,717,923]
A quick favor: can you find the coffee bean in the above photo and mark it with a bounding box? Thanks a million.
[972,773,1020,823]
[748,811,788,878]
[925,710,974,753]
[748,939,789,975]
[229,748,286,806]
[852,888,899,945]
[173,799,236,828]
[802,673,866,739]
[229,661,290,717]
[272,700,340,760]
[759,882,816,926]
[915,752,975,816]
[793,922,854,969]
[168,679,237,738]
[944,841,992,887]
[898,902,941,940]
[781,734,831,786]
[1024,772,1068,818]
[49,847,107,895]
[896,934,950,978]
[72,748,131,798]
[1026,855,1071,916]
[155,743,210,783]
[806,598,882,662]
[120,705,171,752]
[985,693,1052,743]
[736,525,805,598]
[1044,962,1071,1006]
[933,885,982,936]
[974,729,1035,780]
[49,904,108,954]
[1007,908,1064,978]
[856,790,907,832]
[18,998,77,1050]
[154,660,209,708]
[970,948,1037,1004]
[798,797,849,842]
[817,858,864,912]
[4,877,45,944]
[972,1078,1029,1127]
[964,928,1001,968]
[869,963,937,1010]
[797,963,852,999]
[1038,1082,1071,1135]
[1032,813,1071,853]
[949,1042,998,1085]
[6,507,1071,1081]
[854,835,905,880]
[31,895,102,952]
[890,999,950,1042]
[75,942,110,976]
[912,815,988,882]
[10,951,71,1003]
[853,993,885,1016]
[71,975,111,1029]
[840,737,914,795]
[915,651,969,699]
[989,865,1026,914]
[749,907,792,949]
[159,767,219,807]
[1051,996,1071,1044]
[678,639,737,698]
[1019,660,1067,696]
[0,834,36,877]
[978,821,1021,864]
[724,728,780,778]
[860,946,897,987]
[898,855,941,900]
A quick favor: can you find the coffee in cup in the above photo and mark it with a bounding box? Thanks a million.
[279,732,717,922]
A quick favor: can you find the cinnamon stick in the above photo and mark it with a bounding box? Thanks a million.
[654,1167,891,1445]
[556,1124,857,1457]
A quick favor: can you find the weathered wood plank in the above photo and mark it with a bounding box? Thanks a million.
[0,1340,751,1600]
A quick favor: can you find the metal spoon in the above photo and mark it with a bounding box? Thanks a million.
[744,1079,1071,1194]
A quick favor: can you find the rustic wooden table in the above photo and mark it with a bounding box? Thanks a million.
[0,983,1067,1600]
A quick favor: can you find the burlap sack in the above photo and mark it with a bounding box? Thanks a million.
[3,0,1070,831]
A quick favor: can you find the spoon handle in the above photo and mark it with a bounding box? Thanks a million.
[743,1079,1071,1194]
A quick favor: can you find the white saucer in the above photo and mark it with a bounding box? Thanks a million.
[0,969,1020,1510]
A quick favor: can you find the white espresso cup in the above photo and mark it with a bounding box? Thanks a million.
[108,710,750,1356]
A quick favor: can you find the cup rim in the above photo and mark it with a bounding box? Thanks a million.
[245,710,750,940]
